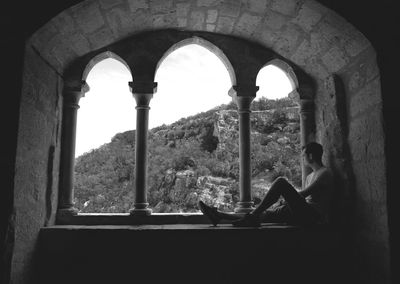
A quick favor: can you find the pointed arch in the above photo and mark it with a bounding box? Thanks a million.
[156,36,236,86]
[82,51,132,83]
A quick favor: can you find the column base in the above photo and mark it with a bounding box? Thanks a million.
[130,203,152,216]
[57,207,79,218]
[234,202,254,213]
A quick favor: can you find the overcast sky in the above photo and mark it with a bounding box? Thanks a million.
[75,44,293,157]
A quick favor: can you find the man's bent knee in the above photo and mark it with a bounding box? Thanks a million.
[274,176,289,186]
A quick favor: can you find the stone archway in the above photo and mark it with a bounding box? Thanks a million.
[15,0,389,283]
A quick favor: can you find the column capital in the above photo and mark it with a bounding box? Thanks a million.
[230,85,258,112]
[230,84,259,97]
[129,81,158,94]
[63,81,89,108]
[129,81,157,108]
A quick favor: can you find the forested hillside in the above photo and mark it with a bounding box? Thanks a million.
[74,97,301,213]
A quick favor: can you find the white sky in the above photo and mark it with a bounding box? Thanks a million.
[75,44,293,157]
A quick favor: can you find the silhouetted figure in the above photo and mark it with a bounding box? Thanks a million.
[199,142,334,227]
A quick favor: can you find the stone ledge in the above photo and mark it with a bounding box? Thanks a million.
[57,212,241,225]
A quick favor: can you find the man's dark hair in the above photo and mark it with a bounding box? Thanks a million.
[303,142,323,162]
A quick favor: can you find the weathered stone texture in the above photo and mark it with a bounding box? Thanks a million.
[234,13,262,35]
[150,0,174,13]
[206,23,216,32]
[272,24,303,57]
[106,7,134,38]
[352,155,389,283]
[216,16,235,33]
[219,0,242,17]
[197,0,221,7]
[349,77,382,118]
[290,32,331,65]
[270,0,301,16]
[317,11,349,44]
[177,17,188,27]
[13,46,62,283]
[99,0,124,9]
[71,1,105,34]
[68,33,92,56]
[245,0,270,14]
[206,9,218,23]
[292,0,326,32]
[128,0,149,12]
[348,109,385,162]
[189,10,205,30]
[176,2,191,17]
[342,47,379,92]
[343,28,371,57]
[51,11,77,34]
[262,10,286,30]
[87,26,116,50]
[152,12,177,28]
[321,46,349,73]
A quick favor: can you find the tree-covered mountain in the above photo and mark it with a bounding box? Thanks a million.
[74,97,301,213]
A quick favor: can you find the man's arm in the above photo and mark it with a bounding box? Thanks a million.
[298,169,330,198]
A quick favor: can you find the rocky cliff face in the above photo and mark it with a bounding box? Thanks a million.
[74,98,301,213]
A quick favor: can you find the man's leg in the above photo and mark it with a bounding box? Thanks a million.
[233,177,309,226]
[253,177,320,225]
[251,177,299,216]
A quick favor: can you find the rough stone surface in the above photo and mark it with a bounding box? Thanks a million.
[206,9,218,23]
[71,1,105,34]
[234,13,262,36]
[150,0,174,13]
[106,7,134,38]
[270,0,301,16]
[216,16,235,33]
[321,46,349,73]
[292,0,326,32]
[349,77,381,118]
[87,26,116,50]
[197,0,221,7]
[128,0,149,12]
[246,0,270,14]
[262,10,286,30]
[219,0,242,17]
[189,10,205,30]
[348,108,385,162]
[272,24,303,57]
[13,46,62,283]
[176,3,191,18]
[99,0,124,9]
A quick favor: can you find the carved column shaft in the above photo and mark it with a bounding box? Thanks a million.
[129,81,157,216]
[58,82,89,216]
[232,85,258,213]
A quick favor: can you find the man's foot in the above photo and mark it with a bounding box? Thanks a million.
[232,213,261,227]
[198,201,221,226]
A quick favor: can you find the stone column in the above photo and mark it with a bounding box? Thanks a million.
[58,81,89,217]
[231,85,258,213]
[299,98,315,188]
[129,81,157,216]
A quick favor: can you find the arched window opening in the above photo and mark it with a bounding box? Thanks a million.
[148,44,234,213]
[251,65,301,206]
[74,58,135,213]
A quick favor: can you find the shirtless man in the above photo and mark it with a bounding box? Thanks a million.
[198,142,334,227]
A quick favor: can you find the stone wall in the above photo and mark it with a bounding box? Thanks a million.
[11,46,63,282]
[343,47,389,283]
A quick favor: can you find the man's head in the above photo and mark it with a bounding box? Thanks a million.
[302,142,323,165]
